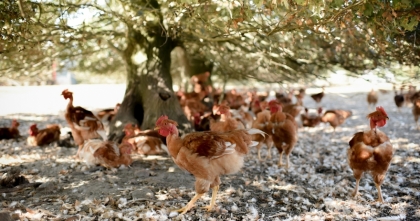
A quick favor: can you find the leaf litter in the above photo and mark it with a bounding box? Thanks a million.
[0,89,419,220]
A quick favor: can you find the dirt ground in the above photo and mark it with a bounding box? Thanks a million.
[0,85,419,221]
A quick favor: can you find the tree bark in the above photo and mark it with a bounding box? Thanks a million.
[108,5,191,142]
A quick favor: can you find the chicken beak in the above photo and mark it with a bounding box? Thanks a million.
[154,126,160,131]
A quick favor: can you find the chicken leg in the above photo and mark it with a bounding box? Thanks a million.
[202,185,219,211]
[255,142,263,161]
[265,138,273,160]
[277,152,284,166]
[177,193,203,214]
[375,183,384,202]
[352,178,360,197]
[285,154,291,169]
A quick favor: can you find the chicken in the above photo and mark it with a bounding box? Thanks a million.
[78,140,133,168]
[310,87,325,107]
[412,97,420,129]
[210,104,245,132]
[301,107,322,127]
[251,107,273,160]
[0,119,20,140]
[122,123,168,155]
[230,108,254,129]
[27,124,61,146]
[268,100,298,168]
[405,85,417,105]
[392,85,404,112]
[62,89,105,146]
[190,71,210,85]
[193,112,220,132]
[321,109,352,134]
[96,103,121,124]
[367,89,378,110]
[155,115,265,214]
[295,88,305,106]
[250,100,264,115]
[282,103,303,118]
[348,106,392,202]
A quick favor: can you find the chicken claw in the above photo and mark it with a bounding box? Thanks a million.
[176,193,203,214]
[375,183,384,202]
[201,186,219,212]
[352,179,360,198]
[277,152,284,167]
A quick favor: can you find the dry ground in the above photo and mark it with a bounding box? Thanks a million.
[0,84,419,221]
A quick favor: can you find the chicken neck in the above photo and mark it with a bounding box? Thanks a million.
[66,95,74,111]
[165,126,183,159]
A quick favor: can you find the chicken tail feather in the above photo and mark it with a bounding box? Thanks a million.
[246,128,266,137]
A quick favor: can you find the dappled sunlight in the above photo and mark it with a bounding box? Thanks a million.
[140,155,170,161]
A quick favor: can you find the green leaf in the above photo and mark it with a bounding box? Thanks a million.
[332,0,344,7]
[363,3,373,16]
[401,18,419,31]
[295,0,306,5]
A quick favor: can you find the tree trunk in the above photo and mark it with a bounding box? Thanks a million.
[108,21,191,143]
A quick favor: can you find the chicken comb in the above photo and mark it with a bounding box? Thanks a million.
[29,124,37,129]
[11,119,20,127]
[124,123,134,130]
[376,106,388,117]
[268,100,279,106]
[156,115,169,126]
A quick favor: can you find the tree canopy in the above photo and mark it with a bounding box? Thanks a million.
[1,0,419,84]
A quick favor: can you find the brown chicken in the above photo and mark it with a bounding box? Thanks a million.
[321,109,352,134]
[295,88,306,106]
[310,87,325,107]
[62,89,104,146]
[190,71,210,85]
[230,108,254,129]
[155,115,265,214]
[283,103,303,118]
[27,124,61,146]
[210,104,245,132]
[348,106,392,202]
[250,100,265,115]
[251,106,273,160]
[412,97,420,129]
[122,123,168,155]
[367,89,378,110]
[0,119,20,140]
[268,100,298,167]
[78,140,133,168]
[393,86,404,112]
[96,103,121,123]
[301,107,323,127]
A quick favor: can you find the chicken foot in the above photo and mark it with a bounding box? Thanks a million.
[256,142,263,161]
[375,183,384,202]
[201,185,219,211]
[352,178,360,197]
[176,193,203,214]
[266,144,273,160]
[277,152,284,167]
[285,154,291,169]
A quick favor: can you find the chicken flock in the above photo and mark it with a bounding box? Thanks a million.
[1,77,419,215]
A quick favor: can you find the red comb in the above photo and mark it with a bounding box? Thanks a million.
[376,106,388,116]
[156,115,168,126]
[268,100,279,106]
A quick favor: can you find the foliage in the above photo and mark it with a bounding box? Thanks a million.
[1,0,419,83]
